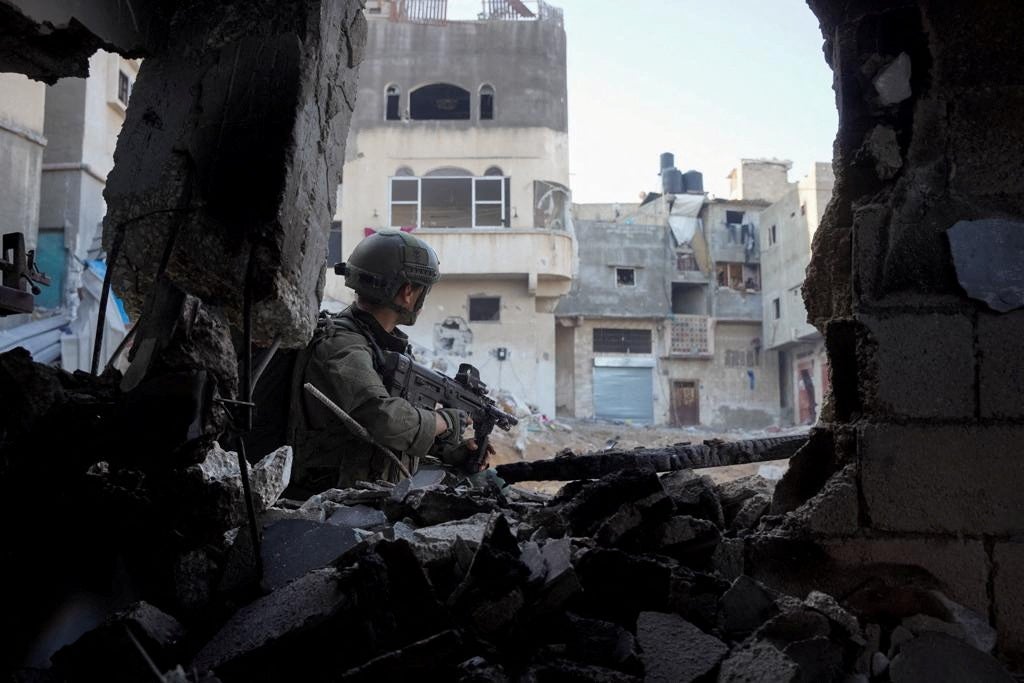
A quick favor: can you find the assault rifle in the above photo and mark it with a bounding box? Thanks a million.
[382,353,518,471]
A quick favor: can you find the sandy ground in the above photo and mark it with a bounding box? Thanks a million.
[488,416,804,494]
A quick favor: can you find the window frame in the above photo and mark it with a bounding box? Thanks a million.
[615,267,636,287]
[117,70,131,106]
[593,328,653,354]
[772,297,782,319]
[479,83,495,120]
[388,174,508,229]
[468,295,502,323]
[385,84,401,121]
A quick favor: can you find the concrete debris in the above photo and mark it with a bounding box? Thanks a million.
[249,446,293,510]
[51,602,185,683]
[12,452,1016,680]
[873,52,912,105]
[889,633,1014,682]
[636,611,727,683]
[947,218,1024,313]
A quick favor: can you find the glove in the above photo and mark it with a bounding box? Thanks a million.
[434,408,469,452]
[439,438,496,475]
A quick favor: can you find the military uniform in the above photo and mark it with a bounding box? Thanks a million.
[287,305,438,496]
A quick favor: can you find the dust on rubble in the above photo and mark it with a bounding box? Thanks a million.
[488,416,801,494]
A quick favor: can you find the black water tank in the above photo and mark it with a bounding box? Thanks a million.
[660,152,675,172]
[682,170,704,193]
[662,168,684,194]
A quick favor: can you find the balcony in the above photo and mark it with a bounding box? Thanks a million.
[713,287,762,321]
[416,227,574,296]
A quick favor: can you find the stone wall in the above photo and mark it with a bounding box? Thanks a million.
[787,0,1024,660]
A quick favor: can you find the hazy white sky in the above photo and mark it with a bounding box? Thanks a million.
[555,0,838,202]
[446,0,838,202]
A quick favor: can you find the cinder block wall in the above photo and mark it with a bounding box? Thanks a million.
[790,0,1024,659]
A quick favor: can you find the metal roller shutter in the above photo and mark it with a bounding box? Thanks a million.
[593,366,654,423]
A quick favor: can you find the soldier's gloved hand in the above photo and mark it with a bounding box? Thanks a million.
[434,408,469,451]
[439,438,496,475]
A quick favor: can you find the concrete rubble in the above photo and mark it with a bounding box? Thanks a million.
[8,416,1013,681]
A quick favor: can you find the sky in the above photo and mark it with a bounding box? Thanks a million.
[452,0,838,202]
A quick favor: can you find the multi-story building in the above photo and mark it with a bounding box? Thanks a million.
[556,156,786,429]
[759,162,834,425]
[325,0,574,416]
[0,51,135,367]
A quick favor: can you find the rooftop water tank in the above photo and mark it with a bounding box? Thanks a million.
[662,168,684,194]
[682,170,704,193]
[659,152,675,173]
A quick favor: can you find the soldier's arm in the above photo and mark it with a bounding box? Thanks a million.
[308,341,439,457]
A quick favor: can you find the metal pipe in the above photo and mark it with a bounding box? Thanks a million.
[237,243,262,577]
[303,382,412,479]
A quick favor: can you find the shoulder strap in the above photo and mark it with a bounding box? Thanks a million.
[325,310,389,376]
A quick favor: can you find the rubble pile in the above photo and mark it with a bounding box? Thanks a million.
[21,444,1015,682]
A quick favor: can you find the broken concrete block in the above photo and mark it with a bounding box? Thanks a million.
[873,52,912,105]
[635,611,727,683]
[455,656,510,682]
[718,575,780,635]
[260,519,360,590]
[659,470,724,527]
[326,504,387,530]
[729,492,771,531]
[574,549,673,623]
[403,486,496,526]
[757,608,831,648]
[861,125,903,180]
[712,537,745,581]
[717,475,774,528]
[52,602,185,683]
[558,469,664,537]
[413,512,493,547]
[562,613,638,670]
[889,633,1014,683]
[782,636,845,682]
[192,567,351,675]
[250,445,292,510]
[532,537,582,614]
[643,515,719,565]
[804,590,861,638]
[948,219,1024,314]
[717,642,799,683]
[595,492,674,547]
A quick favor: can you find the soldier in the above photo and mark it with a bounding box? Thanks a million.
[286,230,491,497]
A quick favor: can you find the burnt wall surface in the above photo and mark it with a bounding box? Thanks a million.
[784,0,1024,661]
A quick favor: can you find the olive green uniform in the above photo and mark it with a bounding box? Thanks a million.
[287,306,437,496]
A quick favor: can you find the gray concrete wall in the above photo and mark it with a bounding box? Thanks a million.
[351,14,567,140]
[555,220,671,318]
[714,288,762,321]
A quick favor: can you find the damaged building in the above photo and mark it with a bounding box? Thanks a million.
[2,0,1024,681]
[0,50,136,368]
[759,162,835,425]
[558,157,787,429]
[323,0,574,417]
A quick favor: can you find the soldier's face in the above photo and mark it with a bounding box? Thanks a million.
[395,284,426,326]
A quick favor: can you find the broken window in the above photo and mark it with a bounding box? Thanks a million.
[593,328,652,354]
[742,264,760,290]
[385,85,401,120]
[772,297,781,319]
[469,296,501,322]
[670,317,711,356]
[716,262,743,289]
[389,175,507,228]
[480,84,495,120]
[725,210,745,226]
[327,221,342,265]
[409,83,470,120]
[616,267,636,286]
[117,70,131,106]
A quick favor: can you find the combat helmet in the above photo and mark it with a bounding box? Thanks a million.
[334,230,440,319]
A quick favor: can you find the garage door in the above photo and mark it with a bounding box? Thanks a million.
[593,366,654,423]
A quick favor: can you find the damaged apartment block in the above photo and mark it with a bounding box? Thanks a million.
[2,0,1024,680]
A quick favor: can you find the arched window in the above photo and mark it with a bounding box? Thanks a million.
[425,166,473,177]
[385,85,400,121]
[409,83,470,120]
[479,84,495,120]
[394,165,415,177]
[484,166,504,177]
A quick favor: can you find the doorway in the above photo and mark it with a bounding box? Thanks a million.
[671,380,699,426]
